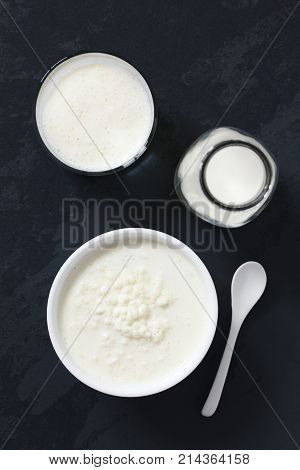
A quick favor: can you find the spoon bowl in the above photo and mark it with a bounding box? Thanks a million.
[231,262,267,324]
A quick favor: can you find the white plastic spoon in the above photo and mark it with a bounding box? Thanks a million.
[202,261,267,417]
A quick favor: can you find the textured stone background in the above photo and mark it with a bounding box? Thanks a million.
[0,0,299,449]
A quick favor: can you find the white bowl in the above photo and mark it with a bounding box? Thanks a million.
[47,228,218,397]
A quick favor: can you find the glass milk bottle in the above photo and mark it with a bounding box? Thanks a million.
[175,127,278,228]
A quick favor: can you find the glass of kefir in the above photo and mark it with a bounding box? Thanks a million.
[36,53,156,175]
[175,127,278,228]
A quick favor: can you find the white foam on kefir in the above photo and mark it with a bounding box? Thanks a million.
[36,53,154,172]
[57,240,210,390]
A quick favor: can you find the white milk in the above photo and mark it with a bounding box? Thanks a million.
[176,127,277,228]
[204,145,266,206]
[36,53,155,172]
[58,240,209,388]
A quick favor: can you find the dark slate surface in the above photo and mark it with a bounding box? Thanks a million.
[0,0,299,450]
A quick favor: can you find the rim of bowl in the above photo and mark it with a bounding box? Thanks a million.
[35,52,157,176]
[47,228,218,397]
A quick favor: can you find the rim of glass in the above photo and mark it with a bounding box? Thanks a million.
[35,52,157,176]
[200,140,273,211]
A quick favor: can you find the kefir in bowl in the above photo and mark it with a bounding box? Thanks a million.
[47,229,218,397]
[36,53,156,175]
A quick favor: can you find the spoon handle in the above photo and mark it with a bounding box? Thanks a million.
[202,325,240,417]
